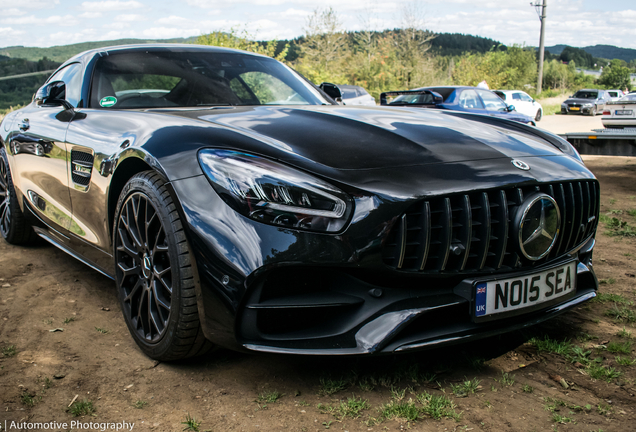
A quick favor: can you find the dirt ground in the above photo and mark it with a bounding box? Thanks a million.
[1,157,636,432]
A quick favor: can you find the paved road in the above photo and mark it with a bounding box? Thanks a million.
[536,113,604,135]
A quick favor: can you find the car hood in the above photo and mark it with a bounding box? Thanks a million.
[564,98,598,105]
[167,105,563,171]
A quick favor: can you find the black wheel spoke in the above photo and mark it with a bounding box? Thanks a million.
[116,190,172,344]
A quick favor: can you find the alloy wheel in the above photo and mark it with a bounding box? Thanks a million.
[0,157,11,237]
[115,192,172,343]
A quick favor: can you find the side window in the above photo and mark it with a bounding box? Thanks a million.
[238,72,307,104]
[458,90,485,109]
[519,93,533,102]
[47,63,83,107]
[477,90,508,111]
[512,93,522,101]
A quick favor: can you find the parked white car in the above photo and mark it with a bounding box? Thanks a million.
[607,89,625,102]
[338,84,376,106]
[493,90,543,122]
[602,93,636,129]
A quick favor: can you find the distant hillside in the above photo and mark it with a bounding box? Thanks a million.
[0,37,197,63]
[430,33,506,56]
[0,57,61,110]
[546,44,636,63]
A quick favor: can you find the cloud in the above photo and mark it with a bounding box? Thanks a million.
[1,14,76,27]
[0,0,58,9]
[79,12,103,18]
[81,1,144,12]
[141,27,201,39]
[0,8,26,16]
[115,14,147,22]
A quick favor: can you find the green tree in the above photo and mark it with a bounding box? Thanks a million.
[599,59,631,89]
[195,28,288,63]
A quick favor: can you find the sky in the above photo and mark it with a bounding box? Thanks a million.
[0,0,635,50]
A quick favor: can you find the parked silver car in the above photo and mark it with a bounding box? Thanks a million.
[338,84,376,106]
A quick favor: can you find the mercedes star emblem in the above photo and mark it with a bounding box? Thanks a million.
[513,193,561,260]
[512,159,530,171]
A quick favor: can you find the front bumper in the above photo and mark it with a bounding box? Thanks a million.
[171,169,599,355]
[562,105,594,115]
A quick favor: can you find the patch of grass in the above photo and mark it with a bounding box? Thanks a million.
[618,327,633,338]
[577,332,598,342]
[593,292,629,303]
[627,209,636,217]
[615,356,636,366]
[598,278,616,285]
[357,377,374,392]
[43,377,52,389]
[298,400,309,407]
[94,327,109,334]
[530,336,572,355]
[2,344,17,357]
[318,396,370,420]
[588,363,622,382]
[21,392,35,407]
[63,317,76,324]
[181,414,200,432]
[605,305,636,323]
[496,371,515,387]
[568,346,593,366]
[68,399,95,417]
[609,198,617,205]
[379,398,420,422]
[607,340,632,354]
[603,216,636,237]
[597,403,613,416]
[256,390,282,404]
[417,392,461,421]
[450,377,481,397]
[133,400,148,409]
[552,412,573,424]
[522,384,534,393]
[318,378,348,396]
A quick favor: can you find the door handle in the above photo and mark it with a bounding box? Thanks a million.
[19,119,29,131]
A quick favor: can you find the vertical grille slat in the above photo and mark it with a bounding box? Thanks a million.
[416,201,431,271]
[474,192,491,270]
[395,214,407,269]
[437,198,452,271]
[382,180,599,274]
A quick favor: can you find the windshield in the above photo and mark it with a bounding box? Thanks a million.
[89,50,331,109]
[573,91,598,99]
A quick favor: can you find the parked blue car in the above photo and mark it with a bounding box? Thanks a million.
[384,86,536,126]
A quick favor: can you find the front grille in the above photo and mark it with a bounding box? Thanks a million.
[382,181,599,273]
[71,150,94,186]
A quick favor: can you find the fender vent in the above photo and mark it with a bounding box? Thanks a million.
[71,150,94,187]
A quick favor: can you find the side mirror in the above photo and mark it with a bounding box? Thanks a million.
[319,82,343,103]
[507,105,516,112]
[35,81,73,110]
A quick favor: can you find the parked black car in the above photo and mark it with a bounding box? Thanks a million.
[0,45,599,360]
[385,86,536,125]
[561,89,612,115]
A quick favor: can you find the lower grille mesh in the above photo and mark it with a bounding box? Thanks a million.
[382,180,599,273]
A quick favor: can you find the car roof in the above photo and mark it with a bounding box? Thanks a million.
[64,43,266,65]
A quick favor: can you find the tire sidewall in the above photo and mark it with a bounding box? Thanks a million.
[113,173,184,359]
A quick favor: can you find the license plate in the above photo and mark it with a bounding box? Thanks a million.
[569,107,580,111]
[474,261,576,319]
[616,110,633,115]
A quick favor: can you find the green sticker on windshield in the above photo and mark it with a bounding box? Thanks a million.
[99,96,117,107]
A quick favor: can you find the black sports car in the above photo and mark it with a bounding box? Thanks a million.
[0,44,599,360]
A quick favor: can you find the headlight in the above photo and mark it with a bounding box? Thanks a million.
[198,149,353,233]
[561,104,567,108]
[583,103,593,107]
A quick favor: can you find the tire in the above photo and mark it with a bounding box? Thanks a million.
[113,171,213,361]
[0,148,38,245]
[535,109,542,122]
